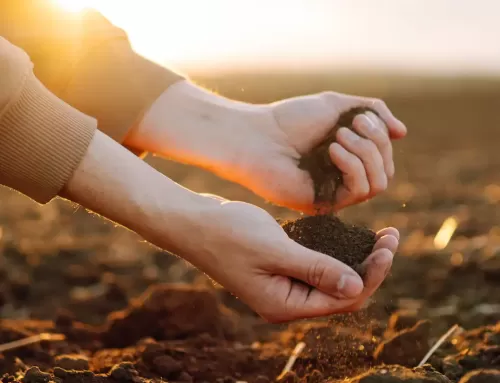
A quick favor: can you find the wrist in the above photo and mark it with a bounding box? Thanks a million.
[124,80,270,173]
[61,130,215,258]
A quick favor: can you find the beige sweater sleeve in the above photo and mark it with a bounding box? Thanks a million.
[1,2,184,148]
[0,37,96,204]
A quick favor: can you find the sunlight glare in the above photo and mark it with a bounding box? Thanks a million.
[434,216,458,250]
[53,0,96,13]
[51,0,500,74]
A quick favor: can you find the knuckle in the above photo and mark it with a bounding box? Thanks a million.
[320,91,340,103]
[306,259,326,287]
[371,176,388,195]
[353,179,370,198]
[371,98,387,110]
[358,140,378,158]
[387,165,395,179]
[353,114,367,127]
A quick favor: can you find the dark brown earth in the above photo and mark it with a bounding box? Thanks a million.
[281,215,376,273]
[298,107,377,204]
[0,74,499,382]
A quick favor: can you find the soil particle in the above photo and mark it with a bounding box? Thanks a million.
[458,370,500,383]
[349,365,452,383]
[298,107,376,203]
[10,277,31,302]
[21,367,50,383]
[386,310,420,334]
[255,376,271,383]
[439,357,464,382]
[52,367,98,382]
[150,354,183,378]
[108,362,140,382]
[373,320,432,367]
[280,371,299,383]
[306,369,324,383]
[177,371,194,382]
[64,265,101,286]
[216,377,237,383]
[281,215,376,272]
[54,354,90,371]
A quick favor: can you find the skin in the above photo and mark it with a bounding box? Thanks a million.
[126,81,406,212]
[62,81,406,322]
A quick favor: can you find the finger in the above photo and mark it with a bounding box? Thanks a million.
[200,193,227,202]
[282,282,359,321]
[337,95,407,139]
[280,240,364,300]
[350,248,394,311]
[352,113,395,179]
[336,128,387,197]
[329,142,369,207]
[361,248,394,290]
[376,227,400,241]
[373,234,399,254]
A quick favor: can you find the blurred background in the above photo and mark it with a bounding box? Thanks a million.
[0,0,498,327]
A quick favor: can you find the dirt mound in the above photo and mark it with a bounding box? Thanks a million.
[282,215,376,273]
[101,283,243,348]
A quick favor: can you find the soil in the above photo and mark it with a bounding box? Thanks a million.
[281,215,376,273]
[298,107,377,204]
[0,85,499,382]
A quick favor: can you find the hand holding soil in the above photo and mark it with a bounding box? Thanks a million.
[135,83,407,213]
[169,194,399,322]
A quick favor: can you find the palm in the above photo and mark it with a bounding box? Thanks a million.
[233,91,406,213]
[237,95,343,212]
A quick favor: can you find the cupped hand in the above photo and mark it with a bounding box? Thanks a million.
[129,83,407,214]
[240,92,407,213]
[180,195,399,322]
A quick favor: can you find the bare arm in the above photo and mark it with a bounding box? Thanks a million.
[59,129,208,255]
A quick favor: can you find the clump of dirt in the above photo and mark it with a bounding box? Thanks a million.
[298,107,377,203]
[349,365,452,383]
[458,370,500,383]
[281,215,376,273]
[373,320,432,367]
[100,283,244,348]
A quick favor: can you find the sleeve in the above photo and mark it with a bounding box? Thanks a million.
[1,1,185,144]
[0,37,97,204]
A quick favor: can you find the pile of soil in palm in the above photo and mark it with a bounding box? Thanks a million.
[298,107,377,204]
[281,215,376,273]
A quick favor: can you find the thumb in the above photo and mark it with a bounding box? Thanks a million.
[282,241,364,299]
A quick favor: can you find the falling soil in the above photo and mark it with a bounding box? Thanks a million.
[298,107,377,204]
[281,215,376,274]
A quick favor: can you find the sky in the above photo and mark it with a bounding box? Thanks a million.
[56,0,500,75]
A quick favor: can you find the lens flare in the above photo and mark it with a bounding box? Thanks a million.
[434,216,458,250]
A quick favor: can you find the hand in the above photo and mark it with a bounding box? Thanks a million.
[127,82,407,213]
[61,130,398,322]
[173,194,399,322]
[268,92,407,211]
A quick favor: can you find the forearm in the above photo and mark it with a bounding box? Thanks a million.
[124,80,267,169]
[60,130,210,256]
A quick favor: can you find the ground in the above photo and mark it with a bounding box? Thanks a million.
[0,72,498,382]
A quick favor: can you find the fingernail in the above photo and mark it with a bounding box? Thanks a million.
[362,115,375,131]
[341,128,358,142]
[337,274,363,299]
